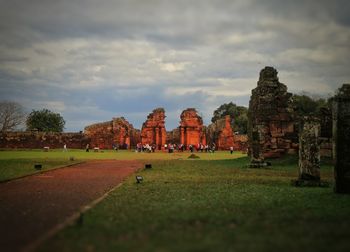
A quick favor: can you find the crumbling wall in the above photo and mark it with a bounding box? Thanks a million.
[0,131,89,149]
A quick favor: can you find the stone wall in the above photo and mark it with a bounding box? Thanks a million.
[84,117,138,149]
[179,108,206,148]
[248,66,298,163]
[0,131,89,149]
[141,108,167,149]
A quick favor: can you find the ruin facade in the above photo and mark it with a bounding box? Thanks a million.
[248,66,298,165]
[84,117,138,149]
[333,84,350,193]
[179,108,206,148]
[140,108,167,150]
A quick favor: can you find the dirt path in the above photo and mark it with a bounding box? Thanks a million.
[0,160,143,252]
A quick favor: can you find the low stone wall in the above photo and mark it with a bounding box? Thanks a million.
[0,132,89,149]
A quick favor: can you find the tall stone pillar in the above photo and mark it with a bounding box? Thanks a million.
[155,127,160,147]
[186,127,190,147]
[333,84,350,193]
[180,127,185,145]
[298,117,321,181]
[161,127,167,149]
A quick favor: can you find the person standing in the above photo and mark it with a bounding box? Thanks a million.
[63,144,67,152]
[230,146,234,154]
[85,143,90,152]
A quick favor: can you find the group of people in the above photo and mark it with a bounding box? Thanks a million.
[77,142,234,154]
[135,142,217,153]
[136,143,157,153]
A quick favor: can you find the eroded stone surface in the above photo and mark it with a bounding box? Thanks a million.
[333,84,350,193]
[141,108,166,150]
[248,66,298,165]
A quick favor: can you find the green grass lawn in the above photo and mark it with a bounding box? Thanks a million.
[38,155,350,252]
[0,149,244,182]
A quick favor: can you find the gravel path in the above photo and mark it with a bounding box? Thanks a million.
[0,160,143,252]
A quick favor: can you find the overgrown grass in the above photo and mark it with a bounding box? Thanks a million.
[39,155,349,252]
[0,150,244,182]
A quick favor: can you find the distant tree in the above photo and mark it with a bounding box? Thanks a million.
[211,102,248,134]
[0,101,25,132]
[292,94,330,117]
[26,109,65,132]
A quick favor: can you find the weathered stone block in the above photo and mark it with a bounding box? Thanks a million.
[298,117,321,181]
[333,84,350,193]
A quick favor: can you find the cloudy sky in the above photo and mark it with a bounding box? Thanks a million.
[0,0,349,131]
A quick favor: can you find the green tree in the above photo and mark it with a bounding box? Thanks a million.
[211,102,248,134]
[292,94,330,117]
[26,109,65,132]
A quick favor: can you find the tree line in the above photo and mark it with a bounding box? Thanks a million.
[1,93,330,133]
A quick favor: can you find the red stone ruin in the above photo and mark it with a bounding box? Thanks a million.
[84,117,138,149]
[206,115,248,151]
[179,108,206,148]
[207,115,234,150]
[141,108,167,150]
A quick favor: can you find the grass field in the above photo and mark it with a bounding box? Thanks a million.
[0,149,244,182]
[36,154,350,252]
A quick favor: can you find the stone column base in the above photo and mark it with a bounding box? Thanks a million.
[248,160,272,168]
[291,179,329,187]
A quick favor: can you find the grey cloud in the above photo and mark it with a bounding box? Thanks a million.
[0,0,349,131]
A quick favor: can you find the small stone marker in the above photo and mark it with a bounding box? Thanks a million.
[34,164,42,170]
[333,84,350,193]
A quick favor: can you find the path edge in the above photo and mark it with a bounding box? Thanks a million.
[22,164,143,252]
[0,161,86,184]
